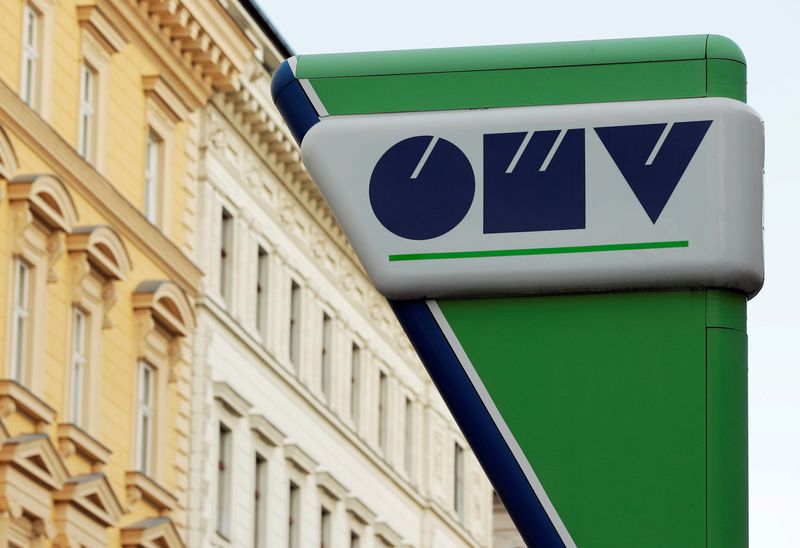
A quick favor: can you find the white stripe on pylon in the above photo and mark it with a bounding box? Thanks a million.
[427,299,577,548]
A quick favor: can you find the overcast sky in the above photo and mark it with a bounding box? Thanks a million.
[257,0,800,544]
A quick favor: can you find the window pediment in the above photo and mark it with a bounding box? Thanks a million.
[133,280,194,338]
[0,433,68,491]
[345,495,376,525]
[374,521,403,547]
[53,472,123,528]
[121,516,184,548]
[316,470,347,500]
[68,225,131,281]
[213,381,251,417]
[283,442,317,475]
[0,380,56,430]
[76,2,127,55]
[249,413,285,447]
[8,174,77,234]
[125,471,177,514]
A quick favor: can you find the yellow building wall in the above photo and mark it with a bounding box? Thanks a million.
[0,0,209,544]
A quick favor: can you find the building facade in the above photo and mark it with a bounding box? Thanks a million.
[0,0,506,546]
[0,0,237,544]
[187,2,495,547]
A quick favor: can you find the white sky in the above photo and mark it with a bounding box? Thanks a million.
[257,0,800,544]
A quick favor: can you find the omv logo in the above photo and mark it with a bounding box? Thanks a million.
[369,121,712,240]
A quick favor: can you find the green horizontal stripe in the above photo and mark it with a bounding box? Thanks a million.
[388,240,689,262]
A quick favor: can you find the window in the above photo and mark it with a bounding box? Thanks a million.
[256,246,269,339]
[289,281,301,367]
[350,532,360,548]
[10,260,31,384]
[320,507,331,548]
[288,481,301,548]
[454,442,464,519]
[220,208,233,302]
[321,313,332,401]
[378,371,388,454]
[69,308,88,426]
[217,423,233,537]
[349,344,361,425]
[77,63,97,162]
[135,361,155,475]
[254,453,268,548]
[144,130,163,224]
[20,3,40,108]
[404,397,413,475]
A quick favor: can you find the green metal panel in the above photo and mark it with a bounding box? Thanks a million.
[309,60,708,115]
[298,35,747,115]
[439,291,708,547]
[707,328,748,547]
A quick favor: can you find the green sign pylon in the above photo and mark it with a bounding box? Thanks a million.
[272,34,762,547]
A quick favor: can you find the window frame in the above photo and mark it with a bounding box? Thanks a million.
[143,129,163,225]
[135,360,156,475]
[77,62,97,162]
[349,342,361,429]
[216,421,233,539]
[68,307,89,425]
[255,244,270,341]
[253,451,269,548]
[378,370,389,454]
[219,207,234,303]
[454,441,465,520]
[10,259,31,384]
[288,279,302,368]
[320,311,333,402]
[288,479,301,548]
[20,2,41,108]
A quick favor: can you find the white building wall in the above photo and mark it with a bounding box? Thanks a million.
[185,15,495,545]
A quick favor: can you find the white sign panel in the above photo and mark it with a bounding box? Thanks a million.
[302,98,764,300]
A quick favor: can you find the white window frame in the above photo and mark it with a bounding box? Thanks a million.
[10,260,31,384]
[403,396,414,477]
[216,421,233,538]
[255,245,269,340]
[77,62,97,162]
[288,480,301,548]
[220,207,234,303]
[135,360,156,475]
[320,505,332,548]
[20,2,40,108]
[143,129,163,224]
[69,307,88,426]
[289,280,301,368]
[253,451,268,548]
[350,342,361,427]
[320,312,332,401]
[378,370,389,454]
[454,442,465,520]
